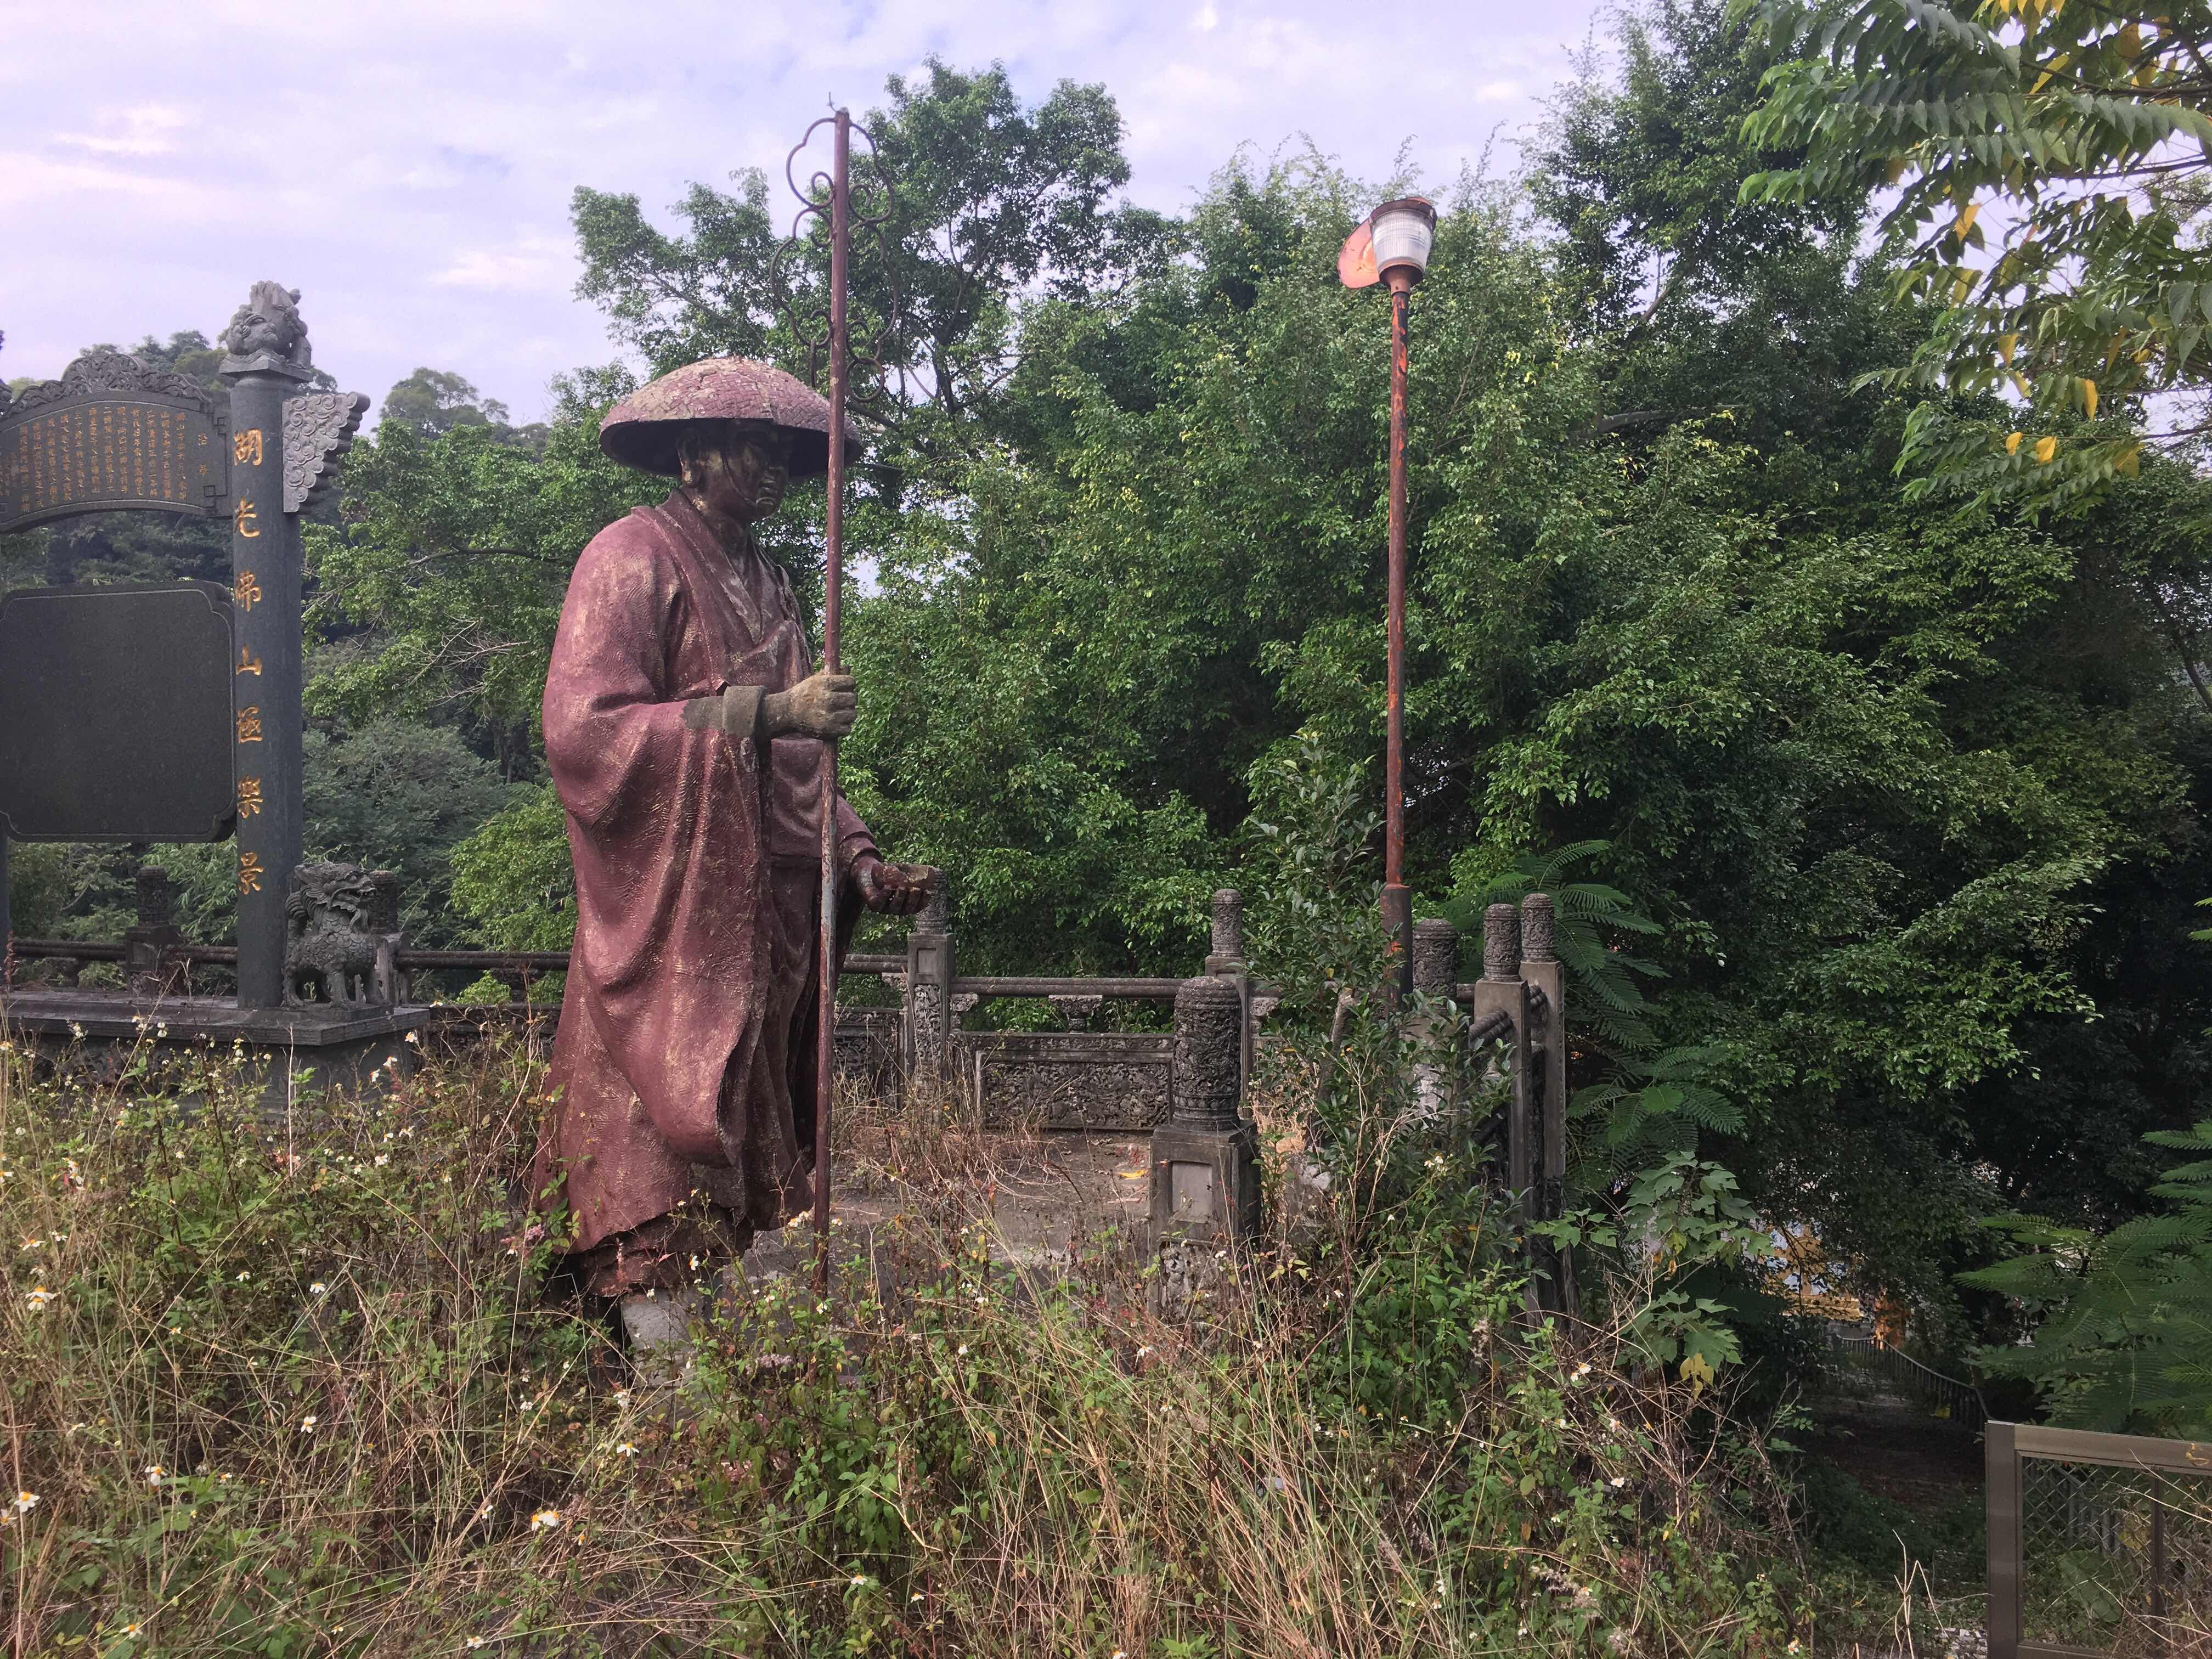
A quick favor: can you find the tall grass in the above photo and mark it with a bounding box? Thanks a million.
[2,1024,1810,1656]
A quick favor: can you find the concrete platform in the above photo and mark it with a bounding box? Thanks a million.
[0,989,435,1113]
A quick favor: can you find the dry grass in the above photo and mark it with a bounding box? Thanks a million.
[1,1021,1812,1657]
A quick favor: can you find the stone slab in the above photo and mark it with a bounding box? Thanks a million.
[1,990,435,1114]
[0,583,237,843]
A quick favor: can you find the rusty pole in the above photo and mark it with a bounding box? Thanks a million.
[1381,267,1413,996]
[813,108,851,1297]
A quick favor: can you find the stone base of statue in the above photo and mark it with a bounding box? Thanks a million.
[0,989,433,1116]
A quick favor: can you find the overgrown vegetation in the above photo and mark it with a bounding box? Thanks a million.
[0,1006,1846,1655]
[7,0,2212,1475]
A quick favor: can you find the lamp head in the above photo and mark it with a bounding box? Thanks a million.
[1368,197,1437,285]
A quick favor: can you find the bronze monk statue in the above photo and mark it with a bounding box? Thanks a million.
[529,358,930,1372]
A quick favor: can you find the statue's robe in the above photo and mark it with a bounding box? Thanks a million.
[531,492,874,1267]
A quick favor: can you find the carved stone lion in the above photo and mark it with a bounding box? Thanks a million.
[222,281,313,372]
[285,861,397,1006]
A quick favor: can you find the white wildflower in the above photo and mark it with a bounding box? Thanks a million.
[529,1507,561,1531]
[144,1465,164,1486]
[299,1415,318,1432]
[309,1283,328,1297]
[10,1491,37,1515]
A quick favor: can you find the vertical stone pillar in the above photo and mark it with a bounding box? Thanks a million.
[1205,887,1254,1096]
[1410,917,1458,997]
[369,870,405,1006]
[1519,891,1576,1312]
[1205,888,1245,973]
[221,349,311,1009]
[1151,974,1260,1313]
[1468,902,1533,1206]
[124,865,183,1000]
[904,872,956,1080]
[1409,917,1459,1121]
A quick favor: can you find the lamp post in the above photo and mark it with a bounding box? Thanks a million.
[1339,196,1437,994]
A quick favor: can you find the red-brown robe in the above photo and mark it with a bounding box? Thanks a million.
[530,491,874,1265]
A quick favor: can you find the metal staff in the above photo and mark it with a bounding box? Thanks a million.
[781,108,893,1297]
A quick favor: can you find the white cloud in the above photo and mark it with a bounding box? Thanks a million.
[431,235,577,293]
[0,0,1607,417]
[49,103,192,157]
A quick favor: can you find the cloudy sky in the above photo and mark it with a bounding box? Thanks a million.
[3,0,1612,424]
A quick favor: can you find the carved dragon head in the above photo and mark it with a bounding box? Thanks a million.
[222,283,311,369]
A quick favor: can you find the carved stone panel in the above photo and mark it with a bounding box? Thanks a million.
[0,351,229,534]
[834,1009,904,1104]
[965,1030,1173,1131]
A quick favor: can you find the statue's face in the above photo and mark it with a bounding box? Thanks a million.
[680,425,788,526]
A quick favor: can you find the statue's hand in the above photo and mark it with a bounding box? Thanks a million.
[854,856,934,916]
[761,669,857,741]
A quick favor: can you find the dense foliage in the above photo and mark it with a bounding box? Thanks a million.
[7,4,2212,1388]
[1739,0,2212,511]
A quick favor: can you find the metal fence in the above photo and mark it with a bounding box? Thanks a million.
[1831,1330,1990,1433]
[1988,1422,2212,1657]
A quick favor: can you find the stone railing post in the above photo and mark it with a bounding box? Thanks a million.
[1150,974,1260,1315]
[1205,887,1254,1096]
[904,873,956,1081]
[124,864,184,1000]
[369,870,405,1005]
[1468,902,1535,1212]
[1205,888,1244,974]
[1410,917,1459,1120]
[1520,891,1575,1313]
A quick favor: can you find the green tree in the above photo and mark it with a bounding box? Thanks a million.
[571,58,1163,475]
[1966,1121,2212,1435]
[379,366,544,449]
[1737,0,2212,511]
[307,29,2212,1349]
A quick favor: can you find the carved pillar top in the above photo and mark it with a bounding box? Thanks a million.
[134,865,174,930]
[218,281,317,381]
[1412,918,1459,995]
[1482,902,1522,981]
[1210,889,1245,962]
[1520,892,1556,963]
[1049,992,1105,1032]
[370,870,402,938]
[1171,974,1245,1131]
[916,873,951,935]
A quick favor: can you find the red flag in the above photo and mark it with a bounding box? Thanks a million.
[1337,218,1379,289]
